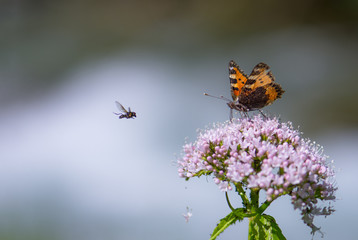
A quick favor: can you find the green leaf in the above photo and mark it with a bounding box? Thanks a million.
[248,214,286,240]
[237,144,241,152]
[210,209,245,240]
[189,169,212,179]
[261,134,268,141]
[209,141,216,152]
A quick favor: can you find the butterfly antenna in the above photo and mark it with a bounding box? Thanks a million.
[203,93,231,102]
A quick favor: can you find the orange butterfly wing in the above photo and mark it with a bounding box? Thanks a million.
[246,63,274,88]
[229,60,248,102]
[243,63,284,106]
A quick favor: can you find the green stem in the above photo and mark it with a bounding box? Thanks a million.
[257,200,272,214]
[234,183,250,209]
[249,188,260,213]
[248,216,255,240]
[225,192,235,211]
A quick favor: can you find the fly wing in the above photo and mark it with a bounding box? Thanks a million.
[115,101,128,113]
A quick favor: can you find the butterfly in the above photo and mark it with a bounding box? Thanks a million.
[227,60,284,113]
[114,101,137,119]
[205,60,284,118]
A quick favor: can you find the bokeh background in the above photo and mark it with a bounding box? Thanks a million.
[1,0,358,239]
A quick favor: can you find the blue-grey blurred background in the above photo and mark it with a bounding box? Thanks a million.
[1,0,357,239]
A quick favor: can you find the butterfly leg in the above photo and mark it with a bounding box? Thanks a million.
[236,104,249,119]
[258,110,267,119]
[227,101,250,119]
[229,108,233,122]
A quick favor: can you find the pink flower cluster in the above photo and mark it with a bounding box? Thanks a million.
[178,116,336,233]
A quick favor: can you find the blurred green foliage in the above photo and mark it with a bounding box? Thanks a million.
[1,0,357,85]
[0,0,357,127]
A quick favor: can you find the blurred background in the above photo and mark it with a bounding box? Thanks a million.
[0,0,357,239]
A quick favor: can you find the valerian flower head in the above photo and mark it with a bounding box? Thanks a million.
[178,116,336,235]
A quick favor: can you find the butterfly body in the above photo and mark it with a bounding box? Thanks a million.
[114,101,136,119]
[228,60,284,112]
